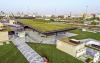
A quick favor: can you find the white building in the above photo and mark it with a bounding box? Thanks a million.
[9,20,17,25]
[81,38,100,62]
[57,38,86,57]
[0,22,4,30]
[0,31,9,45]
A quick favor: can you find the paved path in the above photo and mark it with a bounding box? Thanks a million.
[25,31,78,44]
[11,36,44,63]
[26,31,56,44]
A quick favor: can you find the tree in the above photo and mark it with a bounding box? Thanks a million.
[85,58,93,63]
[50,19,55,22]
[91,21,97,25]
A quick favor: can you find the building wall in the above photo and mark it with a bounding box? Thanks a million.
[86,48,100,62]
[86,48,98,57]
[56,40,86,57]
[0,31,9,42]
[9,20,16,25]
[0,23,3,26]
[0,23,4,30]
[18,31,25,37]
[76,44,86,57]
[56,40,77,57]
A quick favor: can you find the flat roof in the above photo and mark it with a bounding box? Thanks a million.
[18,19,76,35]
[86,45,100,51]
[0,22,4,26]
[60,38,81,46]
[91,44,100,49]
[0,26,13,32]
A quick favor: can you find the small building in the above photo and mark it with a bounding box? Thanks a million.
[44,19,50,21]
[56,38,86,57]
[9,20,17,25]
[1,19,17,25]
[84,21,91,25]
[79,38,100,62]
[85,40,100,63]
[0,22,5,30]
[0,31,9,45]
[58,15,64,19]
[0,23,9,45]
[96,13,100,18]
[18,31,25,37]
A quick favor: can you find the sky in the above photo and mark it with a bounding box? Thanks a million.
[0,0,100,15]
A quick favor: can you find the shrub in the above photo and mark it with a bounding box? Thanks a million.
[85,58,93,63]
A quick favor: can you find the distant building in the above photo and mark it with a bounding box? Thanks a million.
[18,31,25,37]
[32,15,36,18]
[0,22,5,30]
[57,38,86,57]
[64,15,68,19]
[43,15,52,20]
[51,15,57,19]
[45,15,52,18]
[9,20,17,25]
[36,15,43,19]
[84,21,91,25]
[58,15,64,19]
[91,13,96,19]
[44,19,50,21]
[82,13,93,19]
[96,13,100,18]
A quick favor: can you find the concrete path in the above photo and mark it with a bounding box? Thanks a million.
[25,31,78,44]
[26,31,56,44]
[11,36,44,63]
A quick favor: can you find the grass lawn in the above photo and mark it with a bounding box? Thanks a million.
[28,43,83,63]
[70,29,100,41]
[0,42,28,63]
[18,19,74,33]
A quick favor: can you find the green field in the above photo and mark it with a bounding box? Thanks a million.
[0,42,28,63]
[18,19,74,33]
[70,29,100,41]
[28,43,83,63]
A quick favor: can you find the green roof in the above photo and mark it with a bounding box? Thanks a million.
[86,45,100,51]
[70,29,100,41]
[18,19,75,33]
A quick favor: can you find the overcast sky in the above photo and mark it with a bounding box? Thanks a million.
[0,0,100,15]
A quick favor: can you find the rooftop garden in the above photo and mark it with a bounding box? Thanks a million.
[85,45,100,51]
[5,26,13,31]
[18,19,74,33]
[70,29,100,41]
[0,42,28,63]
[0,26,13,32]
[28,42,83,63]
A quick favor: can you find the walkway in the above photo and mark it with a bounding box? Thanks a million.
[11,36,44,63]
[25,31,56,44]
[25,30,77,44]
